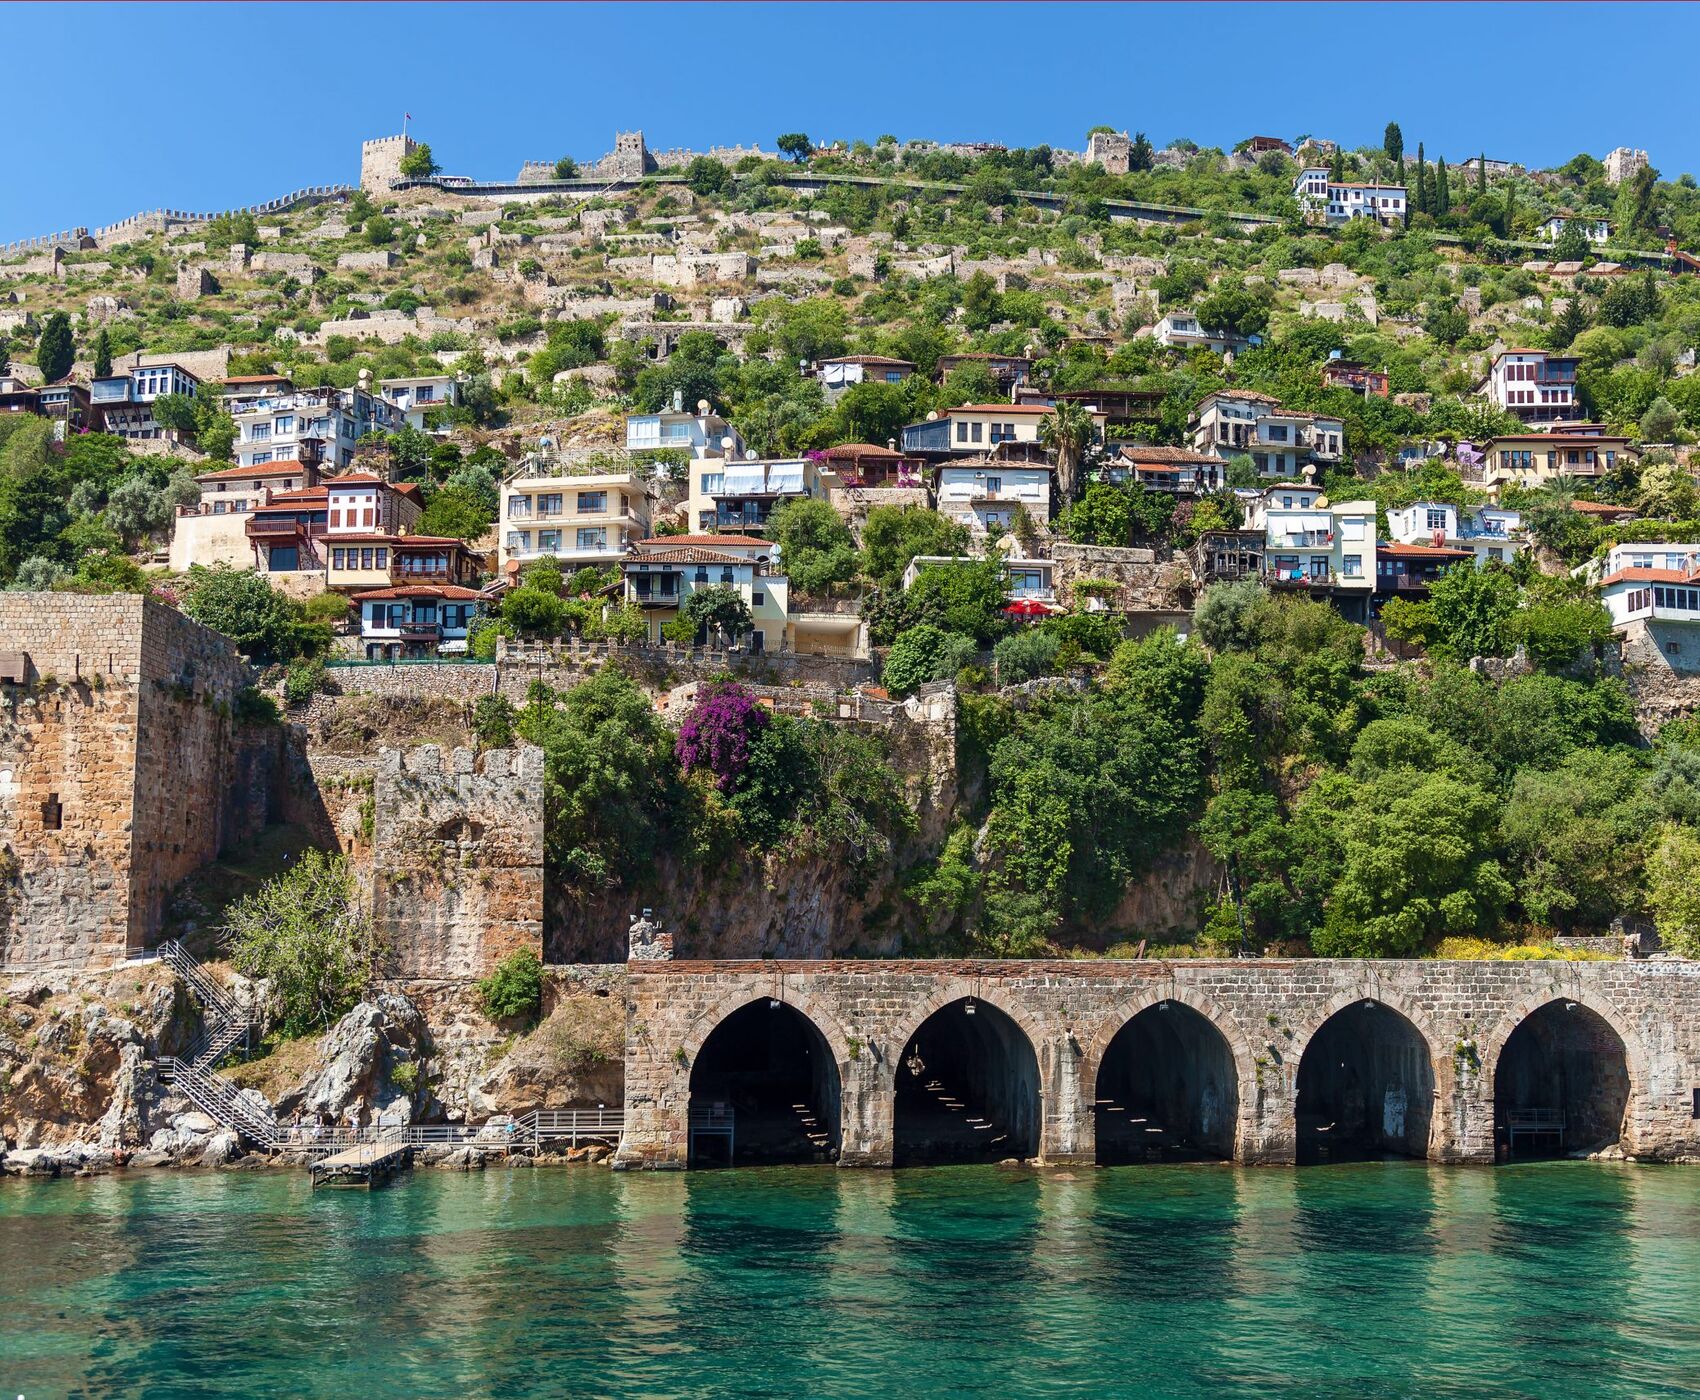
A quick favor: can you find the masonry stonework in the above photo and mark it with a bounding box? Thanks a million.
[371,745,545,978]
[616,958,1700,1169]
[0,595,277,970]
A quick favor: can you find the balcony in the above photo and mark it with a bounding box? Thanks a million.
[398,621,442,641]
[246,517,312,539]
[1266,566,1332,587]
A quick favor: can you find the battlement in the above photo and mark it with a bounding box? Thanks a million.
[360,133,420,193]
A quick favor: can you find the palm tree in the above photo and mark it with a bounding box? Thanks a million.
[1039,400,1095,504]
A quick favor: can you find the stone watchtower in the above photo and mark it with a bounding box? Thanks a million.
[611,131,652,180]
[1086,130,1132,176]
[360,134,419,194]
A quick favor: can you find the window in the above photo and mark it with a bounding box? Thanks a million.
[984,476,1002,496]
[42,792,61,831]
[720,568,735,584]
[970,421,983,443]
[537,493,563,517]
[507,532,530,553]
[577,527,607,550]
[577,491,607,514]
[956,421,969,443]
[361,548,375,570]
[1425,509,1447,530]
[537,530,561,552]
[332,548,346,569]
[1342,557,1362,578]
[250,424,271,441]
[664,422,691,441]
[274,415,294,433]
[375,548,388,569]
[752,589,765,606]
[251,451,272,465]
[509,496,531,519]
[694,568,708,584]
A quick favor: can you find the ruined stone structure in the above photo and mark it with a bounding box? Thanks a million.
[0,596,278,970]
[371,745,545,978]
[616,958,1700,1169]
[1085,129,1132,175]
[360,134,419,194]
[517,131,775,184]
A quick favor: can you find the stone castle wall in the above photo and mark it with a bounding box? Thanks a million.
[618,957,1700,1169]
[0,596,275,970]
[371,745,545,979]
[361,134,419,194]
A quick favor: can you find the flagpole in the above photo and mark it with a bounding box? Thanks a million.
[403,112,409,142]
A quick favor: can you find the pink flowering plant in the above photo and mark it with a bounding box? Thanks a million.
[674,679,770,793]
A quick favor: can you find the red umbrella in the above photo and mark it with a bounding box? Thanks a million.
[1003,599,1051,616]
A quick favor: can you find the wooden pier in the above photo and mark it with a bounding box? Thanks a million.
[309,1138,413,1189]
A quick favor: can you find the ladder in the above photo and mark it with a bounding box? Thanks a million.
[153,940,279,1150]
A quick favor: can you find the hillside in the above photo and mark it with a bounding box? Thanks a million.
[3,126,1700,963]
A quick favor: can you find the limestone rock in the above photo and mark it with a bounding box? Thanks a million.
[275,993,429,1128]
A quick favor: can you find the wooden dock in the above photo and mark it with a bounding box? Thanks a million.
[309,1138,413,1189]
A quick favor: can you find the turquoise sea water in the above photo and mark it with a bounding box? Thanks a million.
[2,1163,1698,1399]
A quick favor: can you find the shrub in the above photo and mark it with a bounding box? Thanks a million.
[992,629,1060,684]
[475,947,544,1022]
[472,693,516,748]
[225,851,379,1037]
[676,679,770,792]
[883,624,977,697]
[282,657,324,707]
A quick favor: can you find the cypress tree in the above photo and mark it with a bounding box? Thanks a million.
[1435,157,1450,217]
[1396,153,1406,188]
[1413,143,1427,214]
[1330,148,1346,183]
[35,312,73,383]
[1477,151,1487,194]
[92,327,112,379]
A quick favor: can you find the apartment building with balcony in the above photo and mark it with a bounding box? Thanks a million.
[1320,359,1390,397]
[217,374,297,414]
[1189,391,1342,478]
[378,374,461,432]
[901,402,1106,465]
[685,457,835,536]
[1243,484,1376,615]
[1475,426,1632,490]
[933,352,1032,394]
[499,463,653,574]
[1108,444,1230,495]
[348,584,483,660]
[624,404,745,460]
[90,362,200,440]
[231,385,401,471]
[1386,501,1526,566]
[1151,313,1260,357]
[1481,349,1581,425]
[1375,542,1474,600]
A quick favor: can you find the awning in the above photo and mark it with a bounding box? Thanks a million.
[765,462,805,494]
[721,464,767,493]
[1003,599,1061,616]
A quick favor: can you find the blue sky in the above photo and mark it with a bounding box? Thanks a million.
[3,2,1694,243]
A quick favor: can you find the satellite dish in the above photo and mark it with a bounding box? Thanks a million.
[696,398,711,414]
[720,435,735,450]
[745,449,756,461]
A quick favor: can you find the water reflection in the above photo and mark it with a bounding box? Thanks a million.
[2,1164,1698,1399]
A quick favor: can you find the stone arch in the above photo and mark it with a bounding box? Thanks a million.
[1083,988,1254,1163]
[680,987,852,1167]
[889,980,1049,1166]
[1478,986,1651,1102]
[1293,991,1440,1161]
[1482,988,1647,1159]
[1081,986,1259,1114]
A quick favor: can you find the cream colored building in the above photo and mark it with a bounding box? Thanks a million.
[500,464,654,574]
[169,460,322,572]
[684,456,837,537]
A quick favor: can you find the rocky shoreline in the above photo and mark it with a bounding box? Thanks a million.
[0,961,626,1177]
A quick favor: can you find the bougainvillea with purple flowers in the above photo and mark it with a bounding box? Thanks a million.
[675,679,770,792]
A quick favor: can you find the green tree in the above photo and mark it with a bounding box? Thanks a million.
[1424,562,1521,660]
[417,484,493,540]
[1476,151,1487,194]
[769,496,858,596]
[36,313,73,383]
[1413,142,1427,214]
[474,948,543,1022]
[1038,399,1096,502]
[182,565,318,663]
[91,328,112,379]
[398,143,440,179]
[552,155,578,180]
[1312,772,1512,956]
[859,505,969,590]
[1647,823,1700,958]
[1434,156,1450,217]
[364,214,396,246]
[1640,396,1681,443]
[1383,123,1404,163]
[225,851,379,1038]
[684,156,728,195]
[1501,749,1656,930]
[1552,220,1591,263]
[666,584,753,644]
[502,585,567,636]
[1128,132,1154,172]
[776,132,812,163]
[882,623,977,696]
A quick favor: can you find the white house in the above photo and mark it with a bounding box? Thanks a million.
[685,457,836,537]
[1385,501,1526,566]
[1538,215,1611,247]
[1243,484,1376,603]
[817,355,914,398]
[1294,171,1406,225]
[231,385,401,470]
[1481,349,1581,425]
[349,584,482,660]
[1152,313,1259,356]
[1189,391,1341,479]
[378,374,462,432]
[1596,545,1700,673]
[625,404,745,460]
[935,461,1053,534]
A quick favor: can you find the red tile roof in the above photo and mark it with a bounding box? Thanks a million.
[626,546,762,566]
[1118,444,1229,465]
[1569,500,1638,517]
[946,403,1057,415]
[820,355,915,368]
[1600,567,1700,588]
[220,375,293,386]
[349,584,484,602]
[331,533,475,547]
[634,534,768,548]
[255,487,328,507]
[195,461,314,481]
[325,472,388,486]
[819,442,905,459]
[1379,542,1473,558]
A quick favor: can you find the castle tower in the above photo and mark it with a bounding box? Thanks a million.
[360,134,419,193]
[612,130,651,180]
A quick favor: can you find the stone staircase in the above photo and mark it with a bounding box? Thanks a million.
[154,940,281,1151]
